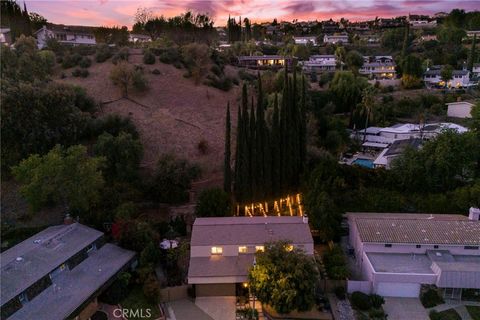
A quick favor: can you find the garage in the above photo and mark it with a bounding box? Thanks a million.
[375,282,420,297]
[195,283,235,297]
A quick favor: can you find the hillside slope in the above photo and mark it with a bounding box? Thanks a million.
[60,52,240,183]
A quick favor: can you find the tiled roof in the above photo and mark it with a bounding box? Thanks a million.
[191,216,313,246]
[351,214,480,245]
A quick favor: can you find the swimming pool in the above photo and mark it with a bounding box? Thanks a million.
[352,158,374,169]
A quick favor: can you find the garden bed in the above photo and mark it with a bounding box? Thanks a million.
[466,306,480,320]
[120,286,161,320]
[429,309,461,320]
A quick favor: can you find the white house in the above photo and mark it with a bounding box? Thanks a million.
[301,54,337,74]
[293,36,317,46]
[347,208,480,298]
[187,216,313,296]
[323,33,349,44]
[35,25,96,49]
[372,138,422,169]
[129,33,151,43]
[408,15,437,28]
[0,27,12,46]
[423,67,471,88]
[446,101,475,118]
[466,30,480,39]
[472,63,480,78]
[360,56,396,79]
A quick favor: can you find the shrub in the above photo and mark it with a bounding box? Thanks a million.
[159,47,182,64]
[37,50,56,74]
[369,294,385,308]
[73,86,97,112]
[80,69,89,78]
[62,54,80,69]
[99,272,131,304]
[421,288,444,308]
[142,274,160,303]
[368,308,386,320]
[78,57,92,68]
[152,69,161,75]
[197,139,209,154]
[205,74,233,91]
[195,188,231,217]
[71,68,82,77]
[112,47,129,64]
[143,50,156,64]
[95,44,112,63]
[86,114,139,139]
[132,70,148,92]
[210,64,222,76]
[238,69,256,81]
[351,291,372,311]
[60,72,66,79]
[74,45,95,56]
[334,286,346,300]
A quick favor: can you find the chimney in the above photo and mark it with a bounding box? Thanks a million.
[64,213,74,225]
[303,214,308,224]
[468,207,480,221]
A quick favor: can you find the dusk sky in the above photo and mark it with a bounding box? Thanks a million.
[26,0,480,27]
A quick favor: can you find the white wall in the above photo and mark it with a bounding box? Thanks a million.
[447,103,473,118]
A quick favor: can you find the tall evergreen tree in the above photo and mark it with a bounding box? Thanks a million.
[249,97,257,200]
[468,34,477,73]
[271,93,281,196]
[224,103,231,193]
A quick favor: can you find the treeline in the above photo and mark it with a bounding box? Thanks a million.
[0,0,32,41]
[133,10,215,44]
[229,67,307,204]
[227,16,253,43]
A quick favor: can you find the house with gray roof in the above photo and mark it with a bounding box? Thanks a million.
[188,216,313,296]
[346,208,480,298]
[423,66,471,88]
[0,222,136,320]
[35,24,96,49]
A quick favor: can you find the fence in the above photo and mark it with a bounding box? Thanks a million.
[160,285,191,302]
[318,279,347,293]
[347,280,372,294]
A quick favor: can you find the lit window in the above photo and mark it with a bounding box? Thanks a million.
[255,246,264,252]
[211,246,223,255]
[238,246,248,254]
[285,244,294,251]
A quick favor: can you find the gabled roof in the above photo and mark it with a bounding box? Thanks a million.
[191,216,313,246]
[348,213,480,245]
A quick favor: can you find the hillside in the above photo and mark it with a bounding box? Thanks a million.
[59,50,240,184]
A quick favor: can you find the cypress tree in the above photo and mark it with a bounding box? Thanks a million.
[299,74,307,172]
[271,93,281,196]
[224,103,231,193]
[468,34,477,73]
[249,96,257,200]
[401,22,410,59]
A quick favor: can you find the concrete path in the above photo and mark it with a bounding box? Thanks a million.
[430,301,480,320]
[195,297,236,320]
[168,300,214,320]
[383,297,428,320]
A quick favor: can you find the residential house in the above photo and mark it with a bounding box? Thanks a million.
[129,33,151,43]
[466,30,480,39]
[293,36,317,46]
[419,34,437,42]
[237,55,296,70]
[0,27,12,46]
[423,67,471,88]
[472,63,480,78]
[323,33,349,44]
[347,208,480,298]
[35,25,96,49]
[301,55,337,74]
[408,14,437,28]
[446,101,476,118]
[372,138,422,169]
[0,221,136,320]
[375,17,406,28]
[321,19,340,33]
[360,56,396,79]
[187,216,313,296]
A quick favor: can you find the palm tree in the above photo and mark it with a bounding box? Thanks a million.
[360,86,376,145]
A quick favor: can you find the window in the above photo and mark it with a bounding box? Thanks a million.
[255,246,265,252]
[416,245,422,248]
[211,246,223,255]
[384,244,392,248]
[434,245,439,249]
[18,293,28,304]
[238,246,247,254]
[86,243,96,254]
[464,246,479,250]
[285,244,294,252]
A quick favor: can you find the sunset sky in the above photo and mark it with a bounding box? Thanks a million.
[26,0,480,27]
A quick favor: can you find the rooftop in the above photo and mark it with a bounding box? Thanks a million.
[191,216,313,246]
[383,138,422,156]
[366,252,434,274]
[9,244,135,320]
[348,213,480,245]
[1,223,103,304]
[188,254,255,279]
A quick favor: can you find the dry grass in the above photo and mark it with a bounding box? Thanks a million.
[59,52,240,183]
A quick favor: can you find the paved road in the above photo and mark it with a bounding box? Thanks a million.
[168,300,214,320]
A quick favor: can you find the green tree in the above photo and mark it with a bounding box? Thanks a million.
[440,65,453,88]
[345,50,364,75]
[468,34,477,73]
[359,86,376,144]
[471,102,480,132]
[148,154,200,204]
[110,61,148,97]
[93,132,143,182]
[329,71,368,125]
[224,103,232,193]
[248,241,319,314]
[12,145,105,213]
[334,46,346,70]
[195,188,231,217]
[437,25,466,46]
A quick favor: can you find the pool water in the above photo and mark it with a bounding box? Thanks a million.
[352,158,374,169]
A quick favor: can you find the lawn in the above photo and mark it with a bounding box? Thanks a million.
[120,286,161,320]
[429,308,462,320]
[466,306,480,320]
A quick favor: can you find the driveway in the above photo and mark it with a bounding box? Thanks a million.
[195,297,236,320]
[383,297,428,320]
[168,299,214,320]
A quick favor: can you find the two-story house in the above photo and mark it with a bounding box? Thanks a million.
[323,33,349,44]
[0,222,136,320]
[301,54,337,74]
[187,216,314,297]
[293,36,318,46]
[35,25,96,49]
[347,208,480,298]
[237,55,296,70]
[360,55,396,79]
[423,67,471,88]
